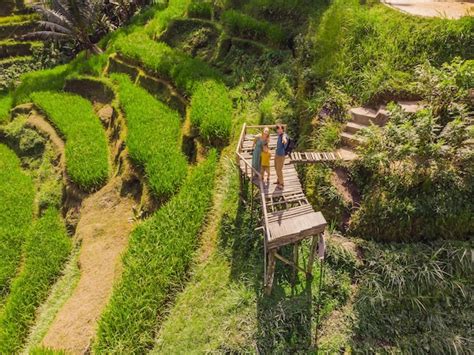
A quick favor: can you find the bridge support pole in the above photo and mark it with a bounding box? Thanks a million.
[306,234,319,277]
[265,250,276,295]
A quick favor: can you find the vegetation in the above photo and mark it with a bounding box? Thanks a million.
[0,94,12,123]
[95,150,218,353]
[351,60,473,242]
[0,144,35,300]
[30,91,109,190]
[0,208,71,353]
[112,73,187,199]
[312,0,474,103]
[354,241,473,353]
[190,80,233,143]
[221,10,286,47]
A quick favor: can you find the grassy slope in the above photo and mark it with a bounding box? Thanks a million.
[0,208,71,353]
[94,151,218,353]
[0,143,35,301]
[112,74,188,200]
[312,0,473,104]
[30,92,109,190]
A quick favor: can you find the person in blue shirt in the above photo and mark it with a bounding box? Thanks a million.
[275,124,288,189]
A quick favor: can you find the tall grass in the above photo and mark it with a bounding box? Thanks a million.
[0,144,34,299]
[312,0,474,103]
[95,150,218,353]
[12,65,72,105]
[145,0,190,38]
[113,32,233,142]
[0,208,71,353]
[30,92,109,190]
[355,241,473,353]
[113,31,219,93]
[190,80,233,143]
[112,73,187,199]
[0,93,12,123]
[221,10,286,46]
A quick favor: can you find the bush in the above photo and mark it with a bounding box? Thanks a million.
[30,92,109,190]
[95,150,218,353]
[112,74,187,200]
[0,144,34,298]
[221,10,286,46]
[190,80,233,143]
[0,208,71,353]
[312,0,474,103]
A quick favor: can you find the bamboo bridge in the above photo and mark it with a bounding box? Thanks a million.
[236,124,346,293]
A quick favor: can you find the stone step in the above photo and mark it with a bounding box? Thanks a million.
[344,121,368,134]
[350,107,377,125]
[341,132,364,148]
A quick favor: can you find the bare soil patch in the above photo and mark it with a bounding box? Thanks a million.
[41,178,136,354]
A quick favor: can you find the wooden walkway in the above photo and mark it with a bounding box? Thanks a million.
[236,124,328,292]
[290,151,342,163]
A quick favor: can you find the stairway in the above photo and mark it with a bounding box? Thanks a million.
[341,101,422,151]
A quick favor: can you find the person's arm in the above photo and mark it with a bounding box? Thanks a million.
[282,133,288,146]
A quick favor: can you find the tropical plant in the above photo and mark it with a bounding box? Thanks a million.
[29,0,107,55]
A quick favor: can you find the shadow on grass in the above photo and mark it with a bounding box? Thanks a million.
[219,179,316,352]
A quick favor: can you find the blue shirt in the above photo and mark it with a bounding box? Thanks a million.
[276,133,288,156]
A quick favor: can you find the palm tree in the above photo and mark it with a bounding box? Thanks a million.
[28,0,106,55]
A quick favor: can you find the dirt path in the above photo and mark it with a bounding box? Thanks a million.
[26,111,65,167]
[41,178,135,354]
[382,0,474,19]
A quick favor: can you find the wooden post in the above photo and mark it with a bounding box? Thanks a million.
[307,234,319,276]
[292,242,299,285]
[265,250,276,295]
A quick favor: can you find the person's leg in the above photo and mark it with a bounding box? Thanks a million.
[266,166,270,183]
[275,155,284,186]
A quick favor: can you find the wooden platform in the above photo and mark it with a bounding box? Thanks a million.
[290,151,342,163]
[236,125,327,250]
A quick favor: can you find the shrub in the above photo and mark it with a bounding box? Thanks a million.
[221,10,286,46]
[30,92,109,190]
[312,0,474,103]
[0,208,71,353]
[190,80,233,143]
[351,103,473,242]
[0,94,12,123]
[95,150,218,353]
[112,74,187,199]
[0,144,34,298]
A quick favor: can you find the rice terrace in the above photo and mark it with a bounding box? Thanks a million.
[0,0,472,353]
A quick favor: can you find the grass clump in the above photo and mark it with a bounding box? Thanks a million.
[30,92,109,190]
[0,144,34,300]
[0,94,12,123]
[190,80,233,144]
[95,150,218,353]
[0,208,71,353]
[221,10,286,47]
[112,73,187,199]
[145,0,190,38]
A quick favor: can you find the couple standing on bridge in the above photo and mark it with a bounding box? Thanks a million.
[252,124,288,190]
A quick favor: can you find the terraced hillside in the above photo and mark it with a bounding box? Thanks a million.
[0,0,472,353]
